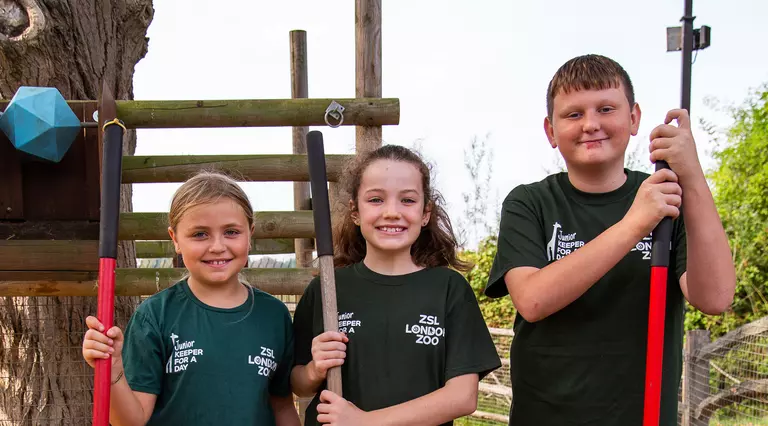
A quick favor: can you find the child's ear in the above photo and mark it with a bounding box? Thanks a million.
[349,200,360,225]
[422,202,432,227]
[630,102,642,136]
[168,227,181,253]
[544,116,557,148]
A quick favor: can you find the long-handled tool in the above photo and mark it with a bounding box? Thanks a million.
[306,130,343,396]
[92,81,126,426]
[643,174,673,426]
[644,0,698,422]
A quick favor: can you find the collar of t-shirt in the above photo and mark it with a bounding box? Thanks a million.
[180,279,255,313]
[353,262,432,286]
[557,168,639,206]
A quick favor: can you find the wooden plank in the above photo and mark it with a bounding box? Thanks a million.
[694,379,768,420]
[0,220,99,240]
[83,101,101,220]
[0,268,315,296]
[0,134,24,219]
[696,316,768,362]
[1,211,316,240]
[135,239,295,258]
[19,102,99,221]
[114,98,399,128]
[120,211,315,240]
[478,382,513,398]
[0,240,97,271]
[122,154,351,183]
[470,409,508,423]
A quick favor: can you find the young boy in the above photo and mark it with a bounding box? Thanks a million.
[484,54,736,425]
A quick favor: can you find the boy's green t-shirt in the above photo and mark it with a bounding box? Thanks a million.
[293,263,502,426]
[121,279,294,425]
[485,170,687,426]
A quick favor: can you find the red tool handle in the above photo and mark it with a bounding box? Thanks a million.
[643,266,669,426]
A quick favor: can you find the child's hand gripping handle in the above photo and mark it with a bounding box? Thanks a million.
[306,130,343,397]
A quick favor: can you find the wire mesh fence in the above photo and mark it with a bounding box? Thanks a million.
[457,328,513,425]
[679,317,768,426]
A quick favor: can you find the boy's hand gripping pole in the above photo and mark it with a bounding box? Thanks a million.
[306,130,343,396]
[643,158,674,426]
[92,82,125,426]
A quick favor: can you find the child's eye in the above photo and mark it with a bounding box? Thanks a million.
[192,231,207,239]
[368,197,383,204]
[402,198,416,204]
[225,229,241,236]
[599,106,615,113]
[566,112,582,119]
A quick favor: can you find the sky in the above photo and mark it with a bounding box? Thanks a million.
[131,0,768,249]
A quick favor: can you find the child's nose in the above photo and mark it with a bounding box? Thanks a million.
[208,236,226,252]
[383,202,401,218]
[582,111,601,132]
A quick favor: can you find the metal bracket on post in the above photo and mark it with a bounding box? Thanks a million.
[666,24,711,52]
[324,101,345,128]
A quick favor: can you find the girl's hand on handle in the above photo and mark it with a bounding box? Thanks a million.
[317,390,369,426]
[82,315,124,369]
[308,331,348,382]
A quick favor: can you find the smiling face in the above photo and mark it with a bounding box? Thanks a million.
[544,83,641,173]
[168,199,252,289]
[352,159,431,262]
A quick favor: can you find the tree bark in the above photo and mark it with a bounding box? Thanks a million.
[0,1,152,424]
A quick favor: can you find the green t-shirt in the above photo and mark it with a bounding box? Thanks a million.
[485,170,687,426]
[121,279,294,425]
[294,263,501,426]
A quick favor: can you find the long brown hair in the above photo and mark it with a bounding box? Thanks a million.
[333,145,471,272]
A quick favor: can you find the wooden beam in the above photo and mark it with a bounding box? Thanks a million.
[696,317,768,362]
[0,240,97,271]
[0,220,98,240]
[135,239,295,258]
[694,379,768,420]
[0,268,314,296]
[114,98,399,128]
[1,211,315,240]
[122,154,351,183]
[120,211,315,240]
[470,410,509,423]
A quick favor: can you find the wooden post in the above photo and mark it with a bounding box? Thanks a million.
[682,330,711,426]
[290,29,313,425]
[355,0,382,153]
[291,30,314,270]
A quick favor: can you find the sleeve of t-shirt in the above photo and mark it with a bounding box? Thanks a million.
[270,304,295,397]
[484,185,547,298]
[122,306,165,395]
[673,210,688,281]
[445,272,502,381]
[293,277,319,367]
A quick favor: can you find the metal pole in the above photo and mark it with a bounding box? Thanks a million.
[681,0,694,112]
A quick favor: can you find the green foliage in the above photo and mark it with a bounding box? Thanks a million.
[461,236,516,328]
[690,86,768,337]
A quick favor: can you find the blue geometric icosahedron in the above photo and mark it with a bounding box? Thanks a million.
[0,86,80,163]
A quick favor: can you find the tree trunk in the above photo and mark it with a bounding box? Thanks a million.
[0,1,152,424]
